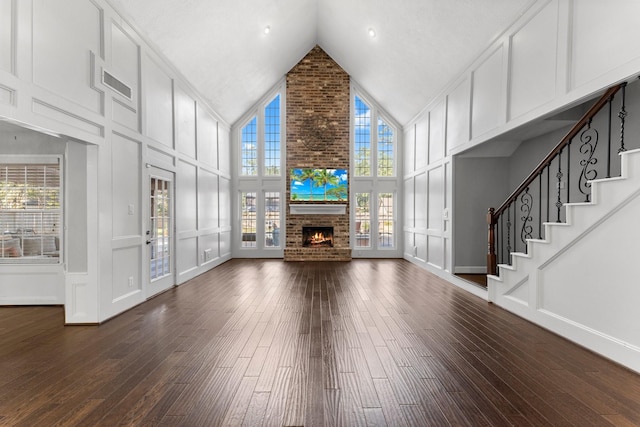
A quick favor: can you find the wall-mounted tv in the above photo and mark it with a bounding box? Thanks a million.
[290,168,348,201]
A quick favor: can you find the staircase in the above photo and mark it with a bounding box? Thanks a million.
[486,79,640,374]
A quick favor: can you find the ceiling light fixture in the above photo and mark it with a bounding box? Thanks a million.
[368,28,376,38]
[264,25,271,35]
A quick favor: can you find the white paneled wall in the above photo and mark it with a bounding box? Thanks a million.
[0,0,231,323]
[404,0,640,289]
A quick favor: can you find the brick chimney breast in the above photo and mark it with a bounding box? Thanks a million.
[284,45,352,261]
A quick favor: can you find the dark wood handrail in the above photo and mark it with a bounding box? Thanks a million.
[490,83,624,223]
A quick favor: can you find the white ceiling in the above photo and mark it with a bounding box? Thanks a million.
[107,0,534,126]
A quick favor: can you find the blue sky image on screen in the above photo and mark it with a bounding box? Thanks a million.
[290,168,348,201]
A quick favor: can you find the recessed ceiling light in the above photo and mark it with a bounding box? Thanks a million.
[264,26,271,35]
[368,28,376,38]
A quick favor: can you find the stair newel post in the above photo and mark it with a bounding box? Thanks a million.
[487,208,497,276]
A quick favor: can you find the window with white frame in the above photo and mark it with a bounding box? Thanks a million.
[240,94,281,177]
[354,95,396,177]
[352,90,399,254]
[0,158,62,263]
[236,88,284,253]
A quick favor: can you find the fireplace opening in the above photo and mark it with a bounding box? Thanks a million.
[302,226,334,248]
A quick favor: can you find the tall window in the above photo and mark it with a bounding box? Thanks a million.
[264,192,280,248]
[240,192,256,248]
[264,95,281,176]
[352,90,399,255]
[354,96,371,176]
[0,160,61,264]
[355,192,371,248]
[378,119,394,176]
[240,94,281,177]
[241,117,257,176]
[354,95,395,177]
[235,85,284,254]
[378,193,394,248]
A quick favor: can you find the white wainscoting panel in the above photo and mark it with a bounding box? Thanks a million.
[111,245,142,301]
[429,99,445,163]
[197,105,218,168]
[414,172,427,229]
[509,0,558,120]
[427,165,444,230]
[446,77,470,152]
[219,177,231,228]
[112,133,141,238]
[0,0,12,73]
[198,168,219,230]
[539,194,640,349]
[143,54,173,147]
[571,0,640,90]
[177,160,197,232]
[175,84,196,159]
[32,0,102,114]
[404,177,414,229]
[403,125,415,174]
[177,236,198,277]
[415,115,428,170]
[471,45,505,139]
[218,127,230,174]
[200,232,220,262]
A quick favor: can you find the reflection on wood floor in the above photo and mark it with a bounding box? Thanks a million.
[1,259,639,426]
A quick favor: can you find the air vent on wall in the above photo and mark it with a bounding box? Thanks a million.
[102,70,132,100]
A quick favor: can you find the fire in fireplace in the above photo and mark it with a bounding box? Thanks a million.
[302,226,334,248]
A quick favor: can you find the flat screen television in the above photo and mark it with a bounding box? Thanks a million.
[290,168,348,201]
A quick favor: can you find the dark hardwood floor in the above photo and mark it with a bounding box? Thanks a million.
[1,259,640,426]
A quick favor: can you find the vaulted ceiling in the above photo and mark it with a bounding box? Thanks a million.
[107,0,533,126]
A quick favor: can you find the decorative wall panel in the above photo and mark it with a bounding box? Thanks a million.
[111,133,140,238]
[414,172,427,229]
[446,78,469,152]
[509,1,558,119]
[403,125,415,174]
[198,168,218,230]
[33,0,103,113]
[197,105,218,168]
[143,54,173,147]
[427,166,444,230]
[112,246,141,301]
[429,99,445,163]
[571,1,640,89]
[471,46,504,138]
[0,0,12,73]
[175,84,196,158]
[415,116,429,169]
[177,160,197,232]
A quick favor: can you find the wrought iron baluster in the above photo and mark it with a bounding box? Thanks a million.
[607,94,613,178]
[556,150,563,222]
[538,171,543,239]
[619,82,627,153]
[578,120,598,202]
[546,166,550,223]
[500,213,504,265]
[520,187,533,248]
[513,203,517,255]
[567,139,571,203]
[506,204,512,261]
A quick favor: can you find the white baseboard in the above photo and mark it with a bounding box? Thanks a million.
[454,266,487,274]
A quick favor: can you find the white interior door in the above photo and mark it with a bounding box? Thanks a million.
[146,166,175,297]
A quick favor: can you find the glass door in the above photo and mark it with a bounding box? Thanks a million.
[146,167,174,297]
